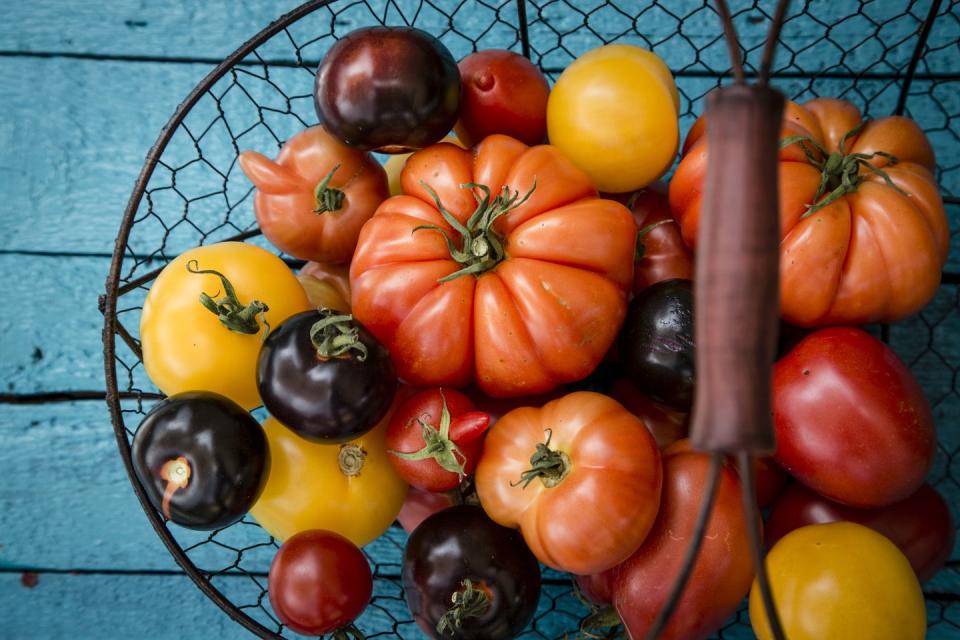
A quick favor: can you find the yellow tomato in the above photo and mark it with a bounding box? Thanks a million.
[250,414,408,546]
[547,44,679,193]
[383,135,464,196]
[751,522,926,640]
[140,242,310,409]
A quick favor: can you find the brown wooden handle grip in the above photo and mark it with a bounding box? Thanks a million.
[689,85,785,455]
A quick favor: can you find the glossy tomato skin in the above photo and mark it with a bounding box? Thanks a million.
[774,327,935,507]
[576,571,615,606]
[766,482,955,582]
[269,530,372,636]
[476,391,662,575]
[257,310,396,443]
[620,279,695,410]
[238,126,388,263]
[455,49,549,147]
[350,135,637,397]
[250,415,407,546]
[751,522,926,640]
[402,505,541,640]
[613,442,754,640]
[397,486,457,533]
[132,392,268,530]
[548,44,679,193]
[298,262,352,312]
[608,377,688,449]
[622,186,693,293]
[314,27,460,152]
[386,388,491,492]
[140,242,311,410]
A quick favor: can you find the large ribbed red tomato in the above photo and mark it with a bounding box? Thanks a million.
[350,135,636,397]
[671,97,948,326]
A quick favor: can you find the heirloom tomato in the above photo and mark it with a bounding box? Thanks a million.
[455,49,550,147]
[239,126,388,263]
[257,309,396,443]
[298,261,351,311]
[613,442,754,640]
[671,97,948,325]
[350,135,636,397]
[475,391,661,574]
[314,27,460,153]
[774,327,935,507]
[250,414,407,546]
[131,392,268,530]
[269,530,372,636]
[547,44,679,193]
[751,522,926,640]
[140,242,310,410]
[402,505,541,640]
[621,186,693,293]
[766,482,955,582]
[386,388,491,492]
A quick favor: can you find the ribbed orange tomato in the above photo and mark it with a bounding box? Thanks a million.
[670,97,948,326]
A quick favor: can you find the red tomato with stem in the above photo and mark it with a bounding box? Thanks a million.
[386,388,491,492]
[774,327,936,508]
[766,482,955,582]
[613,441,754,640]
[268,530,372,636]
[455,50,550,147]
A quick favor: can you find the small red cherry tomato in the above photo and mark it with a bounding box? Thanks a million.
[268,530,372,636]
[766,482,955,582]
[455,49,550,147]
[774,327,936,508]
[386,388,491,492]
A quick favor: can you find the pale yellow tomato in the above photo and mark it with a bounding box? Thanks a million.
[751,522,926,640]
[140,242,311,409]
[547,44,679,193]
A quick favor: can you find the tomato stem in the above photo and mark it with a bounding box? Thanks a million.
[436,579,492,636]
[512,428,571,489]
[412,179,536,283]
[313,163,346,214]
[780,120,907,218]
[331,623,365,640]
[338,444,367,477]
[186,260,270,335]
[310,308,369,361]
[388,391,470,477]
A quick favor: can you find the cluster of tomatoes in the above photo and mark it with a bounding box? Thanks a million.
[130,24,953,640]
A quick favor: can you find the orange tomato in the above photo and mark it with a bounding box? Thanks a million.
[670,97,947,326]
[350,135,636,397]
[475,391,662,575]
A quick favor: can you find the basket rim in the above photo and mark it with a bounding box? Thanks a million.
[102,2,333,638]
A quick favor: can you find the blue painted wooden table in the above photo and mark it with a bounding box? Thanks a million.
[1,1,958,639]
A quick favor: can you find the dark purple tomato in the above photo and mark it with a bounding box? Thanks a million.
[257,309,396,443]
[619,278,695,410]
[269,530,372,636]
[766,482,955,582]
[402,505,541,639]
[314,26,460,153]
[131,392,268,530]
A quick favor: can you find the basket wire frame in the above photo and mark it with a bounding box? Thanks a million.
[102,1,960,638]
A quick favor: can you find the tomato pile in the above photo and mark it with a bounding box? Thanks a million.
[130,26,952,640]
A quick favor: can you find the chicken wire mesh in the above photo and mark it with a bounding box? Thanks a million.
[102,0,960,638]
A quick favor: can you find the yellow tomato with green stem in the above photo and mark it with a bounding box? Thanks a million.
[140,242,311,410]
[751,522,926,640]
[250,414,408,546]
[547,44,680,193]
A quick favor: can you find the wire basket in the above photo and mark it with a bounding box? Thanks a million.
[102,1,960,638]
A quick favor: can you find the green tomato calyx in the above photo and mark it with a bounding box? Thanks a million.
[413,179,536,283]
[187,260,270,335]
[310,308,369,361]
[436,579,492,636]
[313,163,346,214]
[389,391,467,477]
[512,428,571,490]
